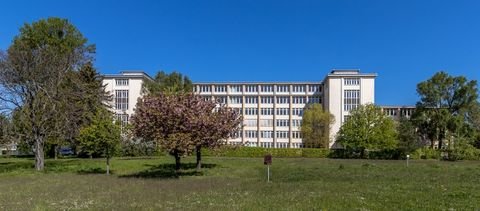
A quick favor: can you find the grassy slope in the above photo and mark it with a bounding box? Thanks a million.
[0,156,479,210]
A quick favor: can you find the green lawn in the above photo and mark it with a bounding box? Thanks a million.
[0,156,479,210]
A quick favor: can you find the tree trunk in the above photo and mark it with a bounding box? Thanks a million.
[174,151,181,172]
[106,157,110,175]
[54,144,58,160]
[196,145,202,172]
[34,138,44,171]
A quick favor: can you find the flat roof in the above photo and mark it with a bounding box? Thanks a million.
[193,81,323,85]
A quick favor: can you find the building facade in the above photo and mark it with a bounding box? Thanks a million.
[102,71,153,126]
[194,70,377,148]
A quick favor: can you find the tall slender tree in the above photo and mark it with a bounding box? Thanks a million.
[300,104,334,148]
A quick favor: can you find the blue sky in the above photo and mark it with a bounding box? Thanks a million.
[1,0,479,105]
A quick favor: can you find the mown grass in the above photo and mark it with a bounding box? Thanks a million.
[0,156,479,210]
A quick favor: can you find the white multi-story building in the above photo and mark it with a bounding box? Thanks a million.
[102,69,376,148]
[102,71,153,126]
[194,70,377,148]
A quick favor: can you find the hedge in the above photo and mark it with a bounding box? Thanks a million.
[202,146,330,158]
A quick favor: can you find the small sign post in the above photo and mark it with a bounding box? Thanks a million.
[264,154,272,182]
[406,154,410,167]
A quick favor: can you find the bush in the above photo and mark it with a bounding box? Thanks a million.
[411,147,441,160]
[442,144,480,161]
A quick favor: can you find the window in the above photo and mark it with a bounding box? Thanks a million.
[308,96,321,104]
[244,119,257,127]
[231,130,242,138]
[261,96,274,104]
[115,114,129,127]
[230,85,242,93]
[292,85,305,93]
[292,108,303,116]
[115,90,129,111]
[276,119,289,127]
[308,85,321,92]
[260,108,274,115]
[260,142,273,148]
[244,108,258,115]
[259,119,273,127]
[214,85,226,92]
[276,108,289,115]
[292,119,302,127]
[229,96,243,104]
[200,85,211,92]
[245,85,258,93]
[261,85,273,92]
[216,96,227,104]
[292,96,306,104]
[245,96,258,104]
[277,85,289,93]
[344,115,350,122]
[115,79,128,86]
[292,131,302,139]
[276,131,289,139]
[344,90,360,111]
[344,78,360,85]
[202,96,212,101]
[231,108,242,115]
[245,130,258,138]
[276,96,289,104]
[260,131,274,138]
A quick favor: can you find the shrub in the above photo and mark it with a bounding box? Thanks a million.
[411,147,440,160]
[442,143,480,161]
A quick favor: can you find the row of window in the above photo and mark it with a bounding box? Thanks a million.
[344,78,360,86]
[243,119,302,127]
[115,79,129,86]
[202,96,322,104]
[243,108,304,116]
[196,85,322,93]
[241,142,304,148]
[244,130,302,139]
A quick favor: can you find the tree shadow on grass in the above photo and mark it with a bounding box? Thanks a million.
[77,167,109,174]
[121,163,217,179]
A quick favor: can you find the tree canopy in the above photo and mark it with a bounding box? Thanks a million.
[413,71,478,149]
[143,71,193,94]
[131,93,241,171]
[337,104,398,157]
[0,17,95,170]
[300,104,334,148]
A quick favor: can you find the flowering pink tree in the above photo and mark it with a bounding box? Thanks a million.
[131,93,241,171]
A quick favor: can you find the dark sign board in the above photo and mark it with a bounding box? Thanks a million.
[264,154,272,165]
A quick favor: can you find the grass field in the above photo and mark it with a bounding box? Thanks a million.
[0,156,479,210]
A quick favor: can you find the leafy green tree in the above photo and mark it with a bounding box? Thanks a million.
[0,17,94,170]
[300,104,334,148]
[78,109,121,175]
[397,117,422,154]
[414,71,478,149]
[337,104,398,157]
[143,71,193,94]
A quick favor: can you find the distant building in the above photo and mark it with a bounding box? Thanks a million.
[193,70,377,148]
[380,106,416,120]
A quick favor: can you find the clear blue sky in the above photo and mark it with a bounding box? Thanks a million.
[1,0,479,105]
